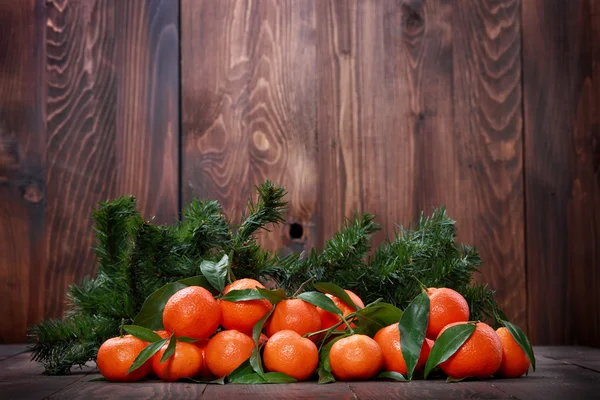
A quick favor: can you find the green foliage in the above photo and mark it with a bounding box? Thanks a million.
[30,181,504,376]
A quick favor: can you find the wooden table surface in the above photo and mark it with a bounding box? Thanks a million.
[1,345,598,399]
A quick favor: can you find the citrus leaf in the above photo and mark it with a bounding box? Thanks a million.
[399,292,430,380]
[176,336,198,343]
[229,373,266,384]
[200,254,229,293]
[160,334,177,363]
[221,289,266,302]
[88,377,107,382]
[315,333,348,384]
[250,305,276,377]
[127,338,168,374]
[123,325,162,343]
[264,372,297,383]
[183,376,225,385]
[313,282,360,310]
[133,275,214,329]
[377,371,407,381]
[446,376,466,383]
[256,287,287,305]
[318,368,335,384]
[353,302,403,337]
[297,291,342,315]
[502,319,536,371]
[227,360,254,382]
[424,323,476,379]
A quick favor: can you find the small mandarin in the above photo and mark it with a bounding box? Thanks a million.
[317,290,364,331]
[163,286,221,340]
[220,278,272,336]
[495,327,531,378]
[374,323,434,374]
[439,322,502,379]
[265,299,321,341]
[97,335,150,382]
[329,335,384,381]
[205,330,255,378]
[152,341,203,382]
[426,287,470,339]
[263,330,319,381]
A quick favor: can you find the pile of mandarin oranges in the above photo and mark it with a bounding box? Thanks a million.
[96,278,531,383]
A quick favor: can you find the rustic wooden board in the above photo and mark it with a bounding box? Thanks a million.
[452,0,526,328]
[522,0,600,346]
[181,0,319,255]
[0,0,47,343]
[2,346,599,400]
[535,346,600,373]
[0,345,30,361]
[44,0,179,321]
[0,353,94,400]
[316,0,526,325]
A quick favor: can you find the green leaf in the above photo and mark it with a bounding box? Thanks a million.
[176,336,198,343]
[133,275,214,330]
[313,282,360,310]
[250,305,276,377]
[88,377,107,382]
[297,291,342,315]
[377,371,407,381]
[221,289,266,302]
[264,372,297,383]
[123,325,162,343]
[424,323,476,379]
[160,334,177,363]
[256,287,287,304]
[399,292,430,380]
[316,334,349,384]
[502,320,536,371]
[228,360,262,384]
[183,376,225,385]
[353,302,403,337]
[229,373,266,384]
[127,338,168,374]
[200,254,230,293]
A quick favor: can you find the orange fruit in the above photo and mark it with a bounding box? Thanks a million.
[438,322,502,379]
[220,278,272,335]
[152,341,203,381]
[317,290,364,330]
[97,335,151,382]
[329,334,384,380]
[265,299,321,341]
[374,323,434,374]
[163,286,221,339]
[194,339,215,379]
[495,327,531,377]
[263,330,319,381]
[426,287,470,339]
[205,330,255,377]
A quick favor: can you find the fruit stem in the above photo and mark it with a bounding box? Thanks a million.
[411,275,428,292]
[292,277,314,297]
[119,318,125,338]
[303,319,344,338]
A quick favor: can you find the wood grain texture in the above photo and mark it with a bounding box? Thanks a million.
[0,0,47,343]
[523,0,600,346]
[44,0,179,321]
[452,0,526,328]
[181,0,318,254]
[316,0,525,326]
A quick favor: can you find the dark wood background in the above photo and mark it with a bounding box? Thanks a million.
[0,0,598,347]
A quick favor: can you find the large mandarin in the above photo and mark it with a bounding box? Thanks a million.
[265,299,322,341]
[162,286,221,339]
[426,287,470,339]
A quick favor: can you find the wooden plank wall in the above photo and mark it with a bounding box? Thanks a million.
[0,0,598,346]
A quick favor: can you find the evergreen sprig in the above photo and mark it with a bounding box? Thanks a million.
[29,182,501,375]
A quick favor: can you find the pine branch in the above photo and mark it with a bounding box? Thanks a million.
[29,314,120,375]
[235,181,286,242]
[178,200,231,259]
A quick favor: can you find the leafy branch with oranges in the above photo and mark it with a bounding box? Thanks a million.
[30,181,535,383]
